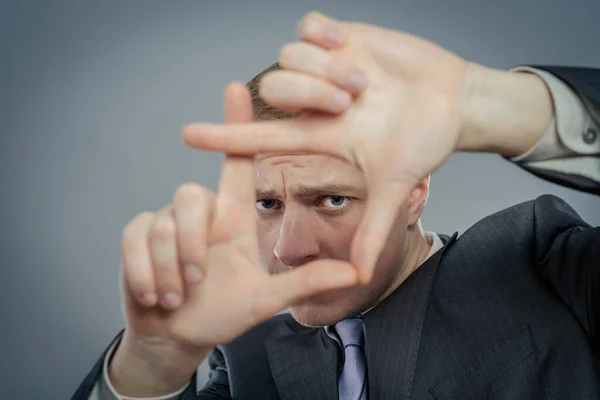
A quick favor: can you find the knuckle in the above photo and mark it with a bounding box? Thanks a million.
[174,183,200,202]
[309,81,332,104]
[128,211,155,229]
[258,73,278,100]
[179,236,206,261]
[152,259,182,290]
[155,276,184,299]
[278,42,298,67]
[174,183,212,206]
[155,279,181,294]
[121,235,142,257]
[127,274,152,294]
[323,55,340,78]
[122,213,154,253]
[150,218,176,242]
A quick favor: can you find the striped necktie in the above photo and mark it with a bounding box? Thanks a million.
[335,317,367,400]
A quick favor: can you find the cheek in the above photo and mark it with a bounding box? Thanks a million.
[320,208,364,259]
[257,219,277,267]
[325,220,358,259]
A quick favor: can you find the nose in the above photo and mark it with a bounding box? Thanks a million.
[273,210,320,267]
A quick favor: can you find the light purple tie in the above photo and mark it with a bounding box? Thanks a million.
[335,317,367,400]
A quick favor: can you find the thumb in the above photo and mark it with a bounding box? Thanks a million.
[351,176,415,284]
[266,260,358,308]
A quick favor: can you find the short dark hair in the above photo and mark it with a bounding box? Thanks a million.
[246,62,298,121]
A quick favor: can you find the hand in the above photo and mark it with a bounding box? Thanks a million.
[182,12,470,283]
[111,83,358,397]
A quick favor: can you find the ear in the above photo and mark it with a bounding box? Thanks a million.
[407,174,430,227]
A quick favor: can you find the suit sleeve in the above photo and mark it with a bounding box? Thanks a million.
[532,195,600,356]
[89,337,191,400]
[509,66,600,194]
[71,332,123,399]
[70,331,203,400]
[196,347,231,400]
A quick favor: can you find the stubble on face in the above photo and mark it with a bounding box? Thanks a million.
[254,153,419,327]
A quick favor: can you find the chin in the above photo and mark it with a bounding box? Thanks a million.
[289,306,345,327]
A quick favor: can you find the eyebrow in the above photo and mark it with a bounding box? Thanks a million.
[255,183,361,199]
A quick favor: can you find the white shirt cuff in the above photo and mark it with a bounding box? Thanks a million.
[509,66,600,162]
[102,337,190,400]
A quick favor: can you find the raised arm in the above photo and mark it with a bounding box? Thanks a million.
[182,11,600,284]
[72,82,358,400]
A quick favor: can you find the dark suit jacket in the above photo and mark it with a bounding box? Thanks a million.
[73,66,600,399]
[514,65,600,195]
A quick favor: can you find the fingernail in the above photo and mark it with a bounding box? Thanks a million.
[184,264,204,283]
[160,292,181,309]
[140,292,157,306]
[333,91,351,110]
[348,73,367,92]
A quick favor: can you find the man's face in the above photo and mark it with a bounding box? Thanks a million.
[254,153,416,327]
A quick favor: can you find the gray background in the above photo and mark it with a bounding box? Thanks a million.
[1,0,599,398]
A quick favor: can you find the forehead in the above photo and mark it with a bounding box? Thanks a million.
[254,153,363,186]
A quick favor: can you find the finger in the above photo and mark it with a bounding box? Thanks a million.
[173,183,215,284]
[121,212,157,307]
[259,70,352,114]
[214,82,258,238]
[351,176,415,284]
[149,206,184,309]
[183,118,338,156]
[279,42,367,94]
[266,259,358,308]
[223,82,254,124]
[296,11,347,49]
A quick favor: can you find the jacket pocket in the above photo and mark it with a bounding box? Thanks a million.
[429,324,539,400]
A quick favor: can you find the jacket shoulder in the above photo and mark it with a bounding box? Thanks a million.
[462,194,575,234]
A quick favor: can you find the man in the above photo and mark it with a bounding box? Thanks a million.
[74,12,599,400]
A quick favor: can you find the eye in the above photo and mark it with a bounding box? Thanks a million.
[256,199,280,212]
[320,195,349,209]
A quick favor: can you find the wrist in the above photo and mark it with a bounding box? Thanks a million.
[457,62,554,157]
[108,331,211,397]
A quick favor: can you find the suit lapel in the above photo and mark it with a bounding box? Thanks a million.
[363,233,457,400]
[266,319,340,400]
